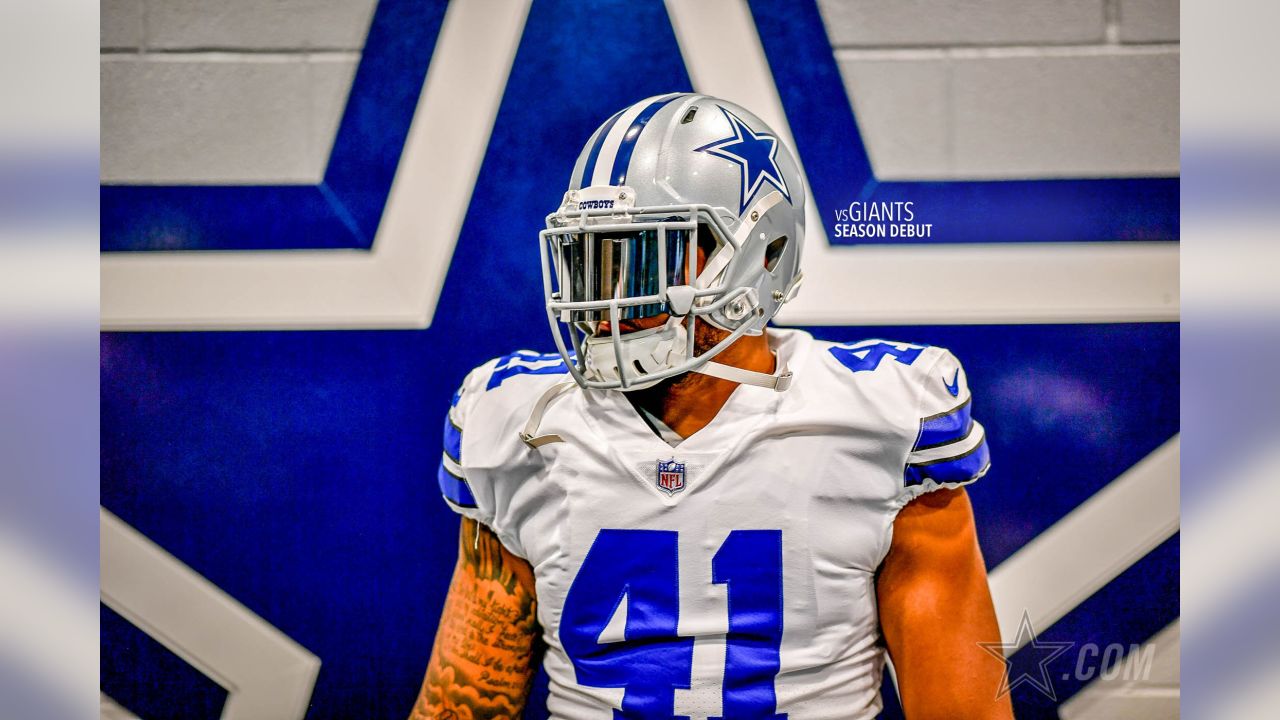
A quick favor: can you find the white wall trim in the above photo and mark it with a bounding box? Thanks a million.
[100,509,321,720]
[101,694,142,720]
[987,437,1180,650]
[1058,621,1180,719]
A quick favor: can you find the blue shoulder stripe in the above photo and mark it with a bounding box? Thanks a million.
[610,95,680,186]
[437,461,477,508]
[443,415,462,464]
[904,439,990,486]
[486,351,568,390]
[914,398,972,451]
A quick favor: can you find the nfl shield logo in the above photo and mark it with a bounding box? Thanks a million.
[656,459,687,495]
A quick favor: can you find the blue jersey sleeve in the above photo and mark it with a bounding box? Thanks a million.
[435,351,572,558]
[436,360,499,525]
[900,348,991,501]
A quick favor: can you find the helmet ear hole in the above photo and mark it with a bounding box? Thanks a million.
[764,236,788,273]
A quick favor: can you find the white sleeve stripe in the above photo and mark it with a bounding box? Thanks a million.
[499,355,565,371]
[908,421,986,464]
[441,453,464,478]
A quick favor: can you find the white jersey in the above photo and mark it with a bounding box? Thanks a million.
[437,328,989,719]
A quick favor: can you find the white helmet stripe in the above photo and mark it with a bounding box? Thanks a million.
[576,109,624,189]
[588,93,683,187]
[587,102,650,187]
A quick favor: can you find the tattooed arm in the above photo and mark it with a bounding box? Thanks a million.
[410,518,542,720]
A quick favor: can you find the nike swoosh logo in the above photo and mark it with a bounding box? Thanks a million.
[943,368,961,397]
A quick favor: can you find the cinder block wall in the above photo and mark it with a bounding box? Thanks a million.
[817,0,1179,179]
[100,1,1178,187]
[100,0,376,184]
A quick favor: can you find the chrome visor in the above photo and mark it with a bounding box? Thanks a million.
[544,227,695,322]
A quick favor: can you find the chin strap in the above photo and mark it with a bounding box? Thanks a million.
[519,380,577,448]
[694,360,793,392]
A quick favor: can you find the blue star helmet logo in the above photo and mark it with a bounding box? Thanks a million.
[694,106,792,215]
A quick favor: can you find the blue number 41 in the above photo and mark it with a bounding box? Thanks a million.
[828,340,925,374]
[561,529,786,720]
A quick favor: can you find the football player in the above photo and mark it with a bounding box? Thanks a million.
[411,93,1013,719]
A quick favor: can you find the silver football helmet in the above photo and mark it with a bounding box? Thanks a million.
[539,93,805,391]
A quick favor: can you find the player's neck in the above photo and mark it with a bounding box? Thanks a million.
[626,331,775,440]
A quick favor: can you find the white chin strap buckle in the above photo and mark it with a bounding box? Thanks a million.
[696,360,793,392]
[666,285,697,316]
